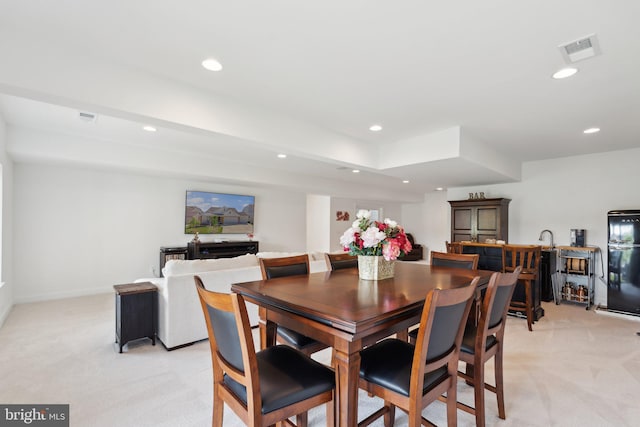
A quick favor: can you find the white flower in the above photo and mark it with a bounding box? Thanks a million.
[351,219,362,231]
[384,218,397,228]
[340,228,357,247]
[356,209,371,219]
[361,226,386,248]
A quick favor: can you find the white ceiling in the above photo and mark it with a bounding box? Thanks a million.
[0,1,639,202]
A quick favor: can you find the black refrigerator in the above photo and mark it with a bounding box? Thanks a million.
[607,210,640,316]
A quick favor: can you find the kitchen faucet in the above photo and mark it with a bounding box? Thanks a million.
[539,229,554,248]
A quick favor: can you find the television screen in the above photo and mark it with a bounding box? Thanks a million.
[185,191,255,234]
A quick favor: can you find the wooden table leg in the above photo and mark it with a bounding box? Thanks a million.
[333,344,361,427]
[259,307,277,350]
[396,329,409,342]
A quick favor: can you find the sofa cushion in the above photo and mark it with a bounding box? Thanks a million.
[163,254,259,277]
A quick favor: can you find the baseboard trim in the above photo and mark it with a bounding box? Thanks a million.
[162,337,207,351]
[0,303,12,329]
[594,305,640,322]
[14,287,113,304]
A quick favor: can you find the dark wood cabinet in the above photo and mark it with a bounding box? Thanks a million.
[449,198,510,243]
[186,241,259,260]
[159,246,188,277]
[159,241,259,275]
[114,282,157,353]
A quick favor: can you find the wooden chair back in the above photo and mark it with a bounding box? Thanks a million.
[431,251,479,270]
[414,278,480,374]
[502,245,540,279]
[194,276,259,426]
[359,277,479,426]
[324,252,358,271]
[258,254,328,357]
[259,254,310,280]
[483,267,522,333]
[501,244,541,331]
[194,276,335,426]
[456,267,521,426]
[446,241,463,254]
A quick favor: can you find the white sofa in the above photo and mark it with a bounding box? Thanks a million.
[136,252,329,350]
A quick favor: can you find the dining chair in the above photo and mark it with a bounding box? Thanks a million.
[431,250,479,269]
[259,255,330,356]
[324,252,358,271]
[454,267,521,427]
[194,276,335,427]
[446,241,463,254]
[358,277,479,427]
[407,251,480,344]
[501,245,541,331]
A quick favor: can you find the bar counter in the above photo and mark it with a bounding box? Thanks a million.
[457,242,556,320]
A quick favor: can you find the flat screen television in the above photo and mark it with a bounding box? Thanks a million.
[185,191,255,234]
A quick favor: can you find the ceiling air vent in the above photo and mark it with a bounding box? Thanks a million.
[558,33,601,63]
[78,111,97,123]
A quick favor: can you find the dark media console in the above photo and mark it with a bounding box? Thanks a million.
[187,241,259,260]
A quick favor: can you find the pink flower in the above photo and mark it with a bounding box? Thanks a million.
[341,211,411,260]
[383,241,401,261]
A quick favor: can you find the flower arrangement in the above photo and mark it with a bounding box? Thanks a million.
[340,210,412,261]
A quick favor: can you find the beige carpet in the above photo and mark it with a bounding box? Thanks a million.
[1,293,639,426]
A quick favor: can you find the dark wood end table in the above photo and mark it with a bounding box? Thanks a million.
[114,282,157,353]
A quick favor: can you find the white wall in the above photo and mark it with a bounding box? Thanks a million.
[401,148,640,307]
[10,144,640,309]
[401,191,450,257]
[12,163,308,302]
[0,115,13,326]
[329,198,403,253]
[306,194,331,253]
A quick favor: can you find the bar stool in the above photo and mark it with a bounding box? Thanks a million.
[501,245,540,331]
[446,241,463,254]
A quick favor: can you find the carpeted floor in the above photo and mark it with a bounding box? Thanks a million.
[1,293,639,426]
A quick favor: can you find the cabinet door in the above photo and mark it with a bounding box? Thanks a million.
[476,206,499,242]
[452,207,473,241]
[449,198,510,243]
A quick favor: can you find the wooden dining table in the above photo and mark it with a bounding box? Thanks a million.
[231,261,494,427]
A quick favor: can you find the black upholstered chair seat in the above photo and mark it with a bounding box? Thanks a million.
[359,339,449,397]
[226,345,335,414]
[277,326,322,350]
[460,326,497,355]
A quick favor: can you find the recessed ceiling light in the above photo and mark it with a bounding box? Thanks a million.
[352,169,360,173]
[435,187,444,191]
[277,153,287,158]
[142,125,157,132]
[583,127,600,134]
[202,58,223,72]
[369,125,382,132]
[402,180,410,184]
[552,67,578,79]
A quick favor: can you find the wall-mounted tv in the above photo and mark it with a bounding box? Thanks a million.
[185,191,255,235]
